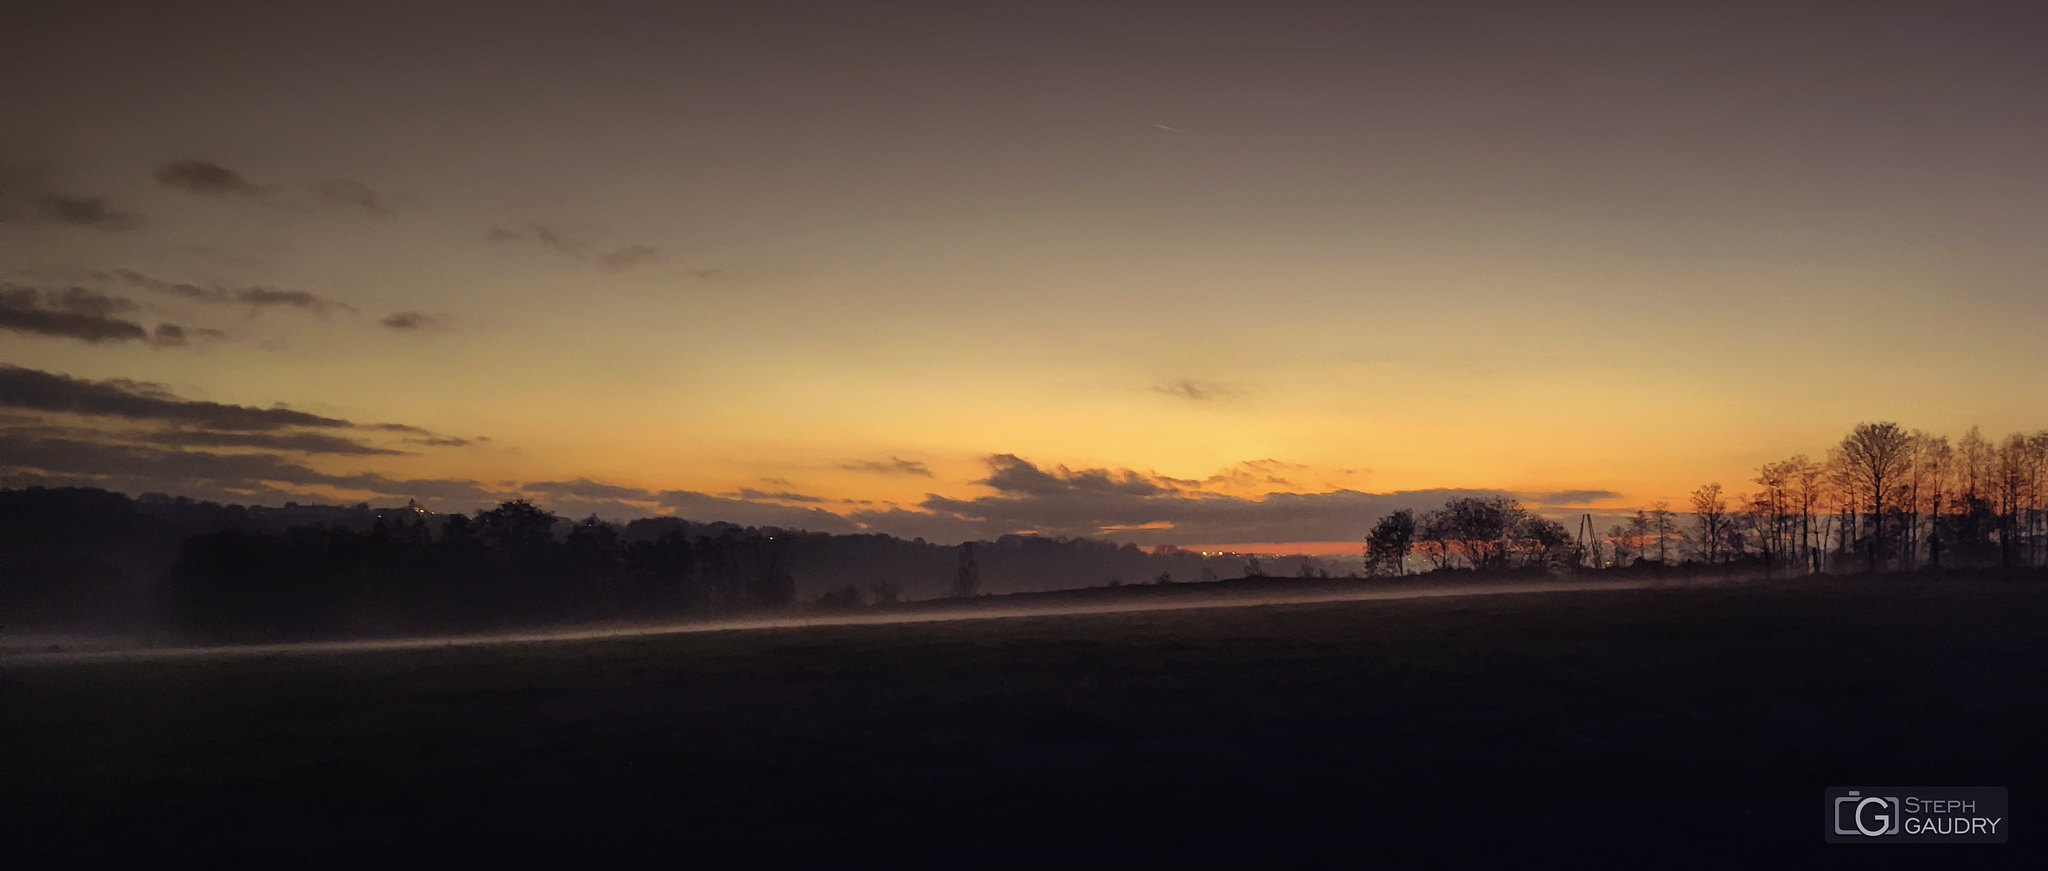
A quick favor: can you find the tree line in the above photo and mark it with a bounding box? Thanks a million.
[0,488,1246,641]
[7,421,2044,642]
[1696,422,2048,575]
[1359,422,2048,578]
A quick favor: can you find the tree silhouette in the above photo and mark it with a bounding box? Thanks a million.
[1649,502,1675,565]
[476,499,558,552]
[1689,484,1728,565]
[1365,509,1415,577]
[1430,496,1525,572]
[1833,422,1915,572]
[1521,516,1582,573]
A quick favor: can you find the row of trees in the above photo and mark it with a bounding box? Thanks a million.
[1671,422,2048,575]
[166,501,804,640]
[1,488,1260,640]
[1359,423,2048,578]
[1361,496,1581,576]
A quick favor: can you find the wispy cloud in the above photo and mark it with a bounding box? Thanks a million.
[112,269,356,316]
[153,159,265,196]
[0,285,206,346]
[600,244,661,271]
[1154,378,1232,401]
[487,223,670,273]
[152,429,408,456]
[488,224,584,258]
[0,365,351,430]
[34,194,144,230]
[1522,489,1623,505]
[378,311,452,332]
[727,488,827,503]
[841,456,934,477]
[405,435,487,448]
[0,434,502,508]
[310,178,397,216]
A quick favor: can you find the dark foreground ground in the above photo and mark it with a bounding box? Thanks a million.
[4,577,2044,868]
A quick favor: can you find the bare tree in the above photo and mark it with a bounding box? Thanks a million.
[1786,454,1826,574]
[1751,461,1794,575]
[1650,501,1675,565]
[1624,509,1654,566]
[1959,425,1992,506]
[1917,435,1953,569]
[1364,509,1416,577]
[1521,516,1583,573]
[2030,432,2048,567]
[1738,490,1777,576]
[1689,483,1729,565]
[1607,521,1637,566]
[1416,510,1457,572]
[1995,432,2034,569]
[1833,422,1916,573]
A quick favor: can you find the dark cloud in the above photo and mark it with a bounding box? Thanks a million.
[537,497,666,522]
[151,430,407,456]
[656,489,861,533]
[841,456,933,477]
[378,311,451,331]
[980,453,1166,497]
[0,364,350,431]
[487,223,588,259]
[364,422,433,435]
[112,269,354,315]
[600,245,660,271]
[839,506,987,545]
[850,453,1513,546]
[522,478,658,502]
[1198,459,1311,490]
[0,467,334,510]
[111,269,213,300]
[149,323,225,346]
[0,431,506,509]
[1523,489,1623,505]
[233,286,354,315]
[0,366,482,506]
[1153,378,1232,401]
[728,488,827,503]
[405,435,486,447]
[317,472,504,505]
[310,178,394,216]
[153,159,265,196]
[0,419,383,461]
[684,268,731,281]
[0,433,346,486]
[51,287,136,318]
[0,285,150,344]
[488,223,663,270]
[33,194,144,230]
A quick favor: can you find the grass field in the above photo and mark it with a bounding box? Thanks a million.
[5,576,2044,867]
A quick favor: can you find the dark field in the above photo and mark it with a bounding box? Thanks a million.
[5,577,2045,867]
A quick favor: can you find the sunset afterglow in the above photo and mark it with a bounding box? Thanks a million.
[5,1,2045,546]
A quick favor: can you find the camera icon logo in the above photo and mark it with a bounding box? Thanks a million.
[1834,791,1901,837]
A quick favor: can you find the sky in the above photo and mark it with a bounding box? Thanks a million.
[3,0,2045,547]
